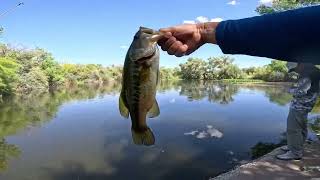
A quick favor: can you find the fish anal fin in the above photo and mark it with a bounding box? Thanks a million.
[119,92,129,119]
[148,100,160,118]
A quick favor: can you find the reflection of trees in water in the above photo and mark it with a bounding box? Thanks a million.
[250,132,286,159]
[309,115,320,137]
[178,81,293,105]
[0,82,122,171]
[238,84,292,106]
[205,82,238,104]
[158,80,180,92]
[0,138,20,171]
[312,99,320,114]
[179,80,239,104]
[179,81,208,101]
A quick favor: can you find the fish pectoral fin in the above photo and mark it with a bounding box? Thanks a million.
[131,128,155,146]
[147,100,160,118]
[119,92,129,119]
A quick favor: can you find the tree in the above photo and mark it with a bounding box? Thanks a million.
[41,55,64,88]
[266,60,287,73]
[179,58,207,79]
[207,56,243,79]
[0,57,19,96]
[256,0,320,15]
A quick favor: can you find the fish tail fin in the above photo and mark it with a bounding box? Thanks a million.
[131,127,155,146]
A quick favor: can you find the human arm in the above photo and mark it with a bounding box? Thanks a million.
[158,5,320,63]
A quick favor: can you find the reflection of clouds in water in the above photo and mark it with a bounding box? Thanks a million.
[103,138,129,174]
[207,128,223,138]
[183,130,198,136]
[169,98,176,103]
[227,150,234,155]
[184,125,223,139]
[196,131,207,139]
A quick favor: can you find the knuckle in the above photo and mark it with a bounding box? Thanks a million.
[161,45,168,51]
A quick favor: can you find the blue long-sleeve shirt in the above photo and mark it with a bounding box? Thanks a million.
[216,5,320,63]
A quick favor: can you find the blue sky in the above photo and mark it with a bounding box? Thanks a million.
[0,0,273,68]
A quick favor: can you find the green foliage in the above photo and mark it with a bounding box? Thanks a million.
[178,56,286,81]
[251,60,288,82]
[256,0,320,14]
[179,58,207,79]
[17,67,49,94]
[160,67,180,80]
[40,54,64,88]
[0,44,291,96]
[179,56,244,80]
[0,44,124,96]
[0,57,19,96]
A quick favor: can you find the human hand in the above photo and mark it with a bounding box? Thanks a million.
[158,22,219,57]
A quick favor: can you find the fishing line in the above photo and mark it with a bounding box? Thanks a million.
[0,1,24,19]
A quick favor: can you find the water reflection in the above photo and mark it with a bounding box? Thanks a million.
[0,80,316,180]
[179,81,239,104]
[184,125,223,139]
[0,138,20,171]
[122,81,293,146]
[0,82,121,171]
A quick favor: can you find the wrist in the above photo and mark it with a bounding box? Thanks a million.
[198,22,219,44]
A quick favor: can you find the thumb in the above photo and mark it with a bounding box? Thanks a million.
[159,26,178,37]
[159,26,176,33]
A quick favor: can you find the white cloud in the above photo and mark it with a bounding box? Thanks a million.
[183,20,196,24]
[120,45,128,49]
[211,18,223,22]
[227,0,238,5]
[183,16,223,24]
[196,16,209,23]
[259,0,273,4]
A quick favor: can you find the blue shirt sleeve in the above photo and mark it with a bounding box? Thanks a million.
[216,5,320,64]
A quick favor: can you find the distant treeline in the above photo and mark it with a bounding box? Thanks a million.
[176,56,289,82]
[0,44,290,97]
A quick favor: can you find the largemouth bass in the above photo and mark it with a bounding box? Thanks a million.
[119,27,163,146]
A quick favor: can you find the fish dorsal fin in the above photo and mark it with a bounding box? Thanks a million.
[131,127,155,146]
[148,100,160,118]
[119,92,129,118]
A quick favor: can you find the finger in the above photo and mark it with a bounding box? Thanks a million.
[157,36,168,46]
[175,44,188,57]
[162,36,176,51]
[167,41,182,55]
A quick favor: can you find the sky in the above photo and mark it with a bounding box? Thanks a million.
[0,0,274,68]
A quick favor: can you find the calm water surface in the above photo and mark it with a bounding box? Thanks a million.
[0,81,294,180]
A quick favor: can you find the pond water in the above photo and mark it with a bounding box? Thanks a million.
[0,81,296,180]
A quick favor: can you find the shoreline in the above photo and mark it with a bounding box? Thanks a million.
[210,142,320,180]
